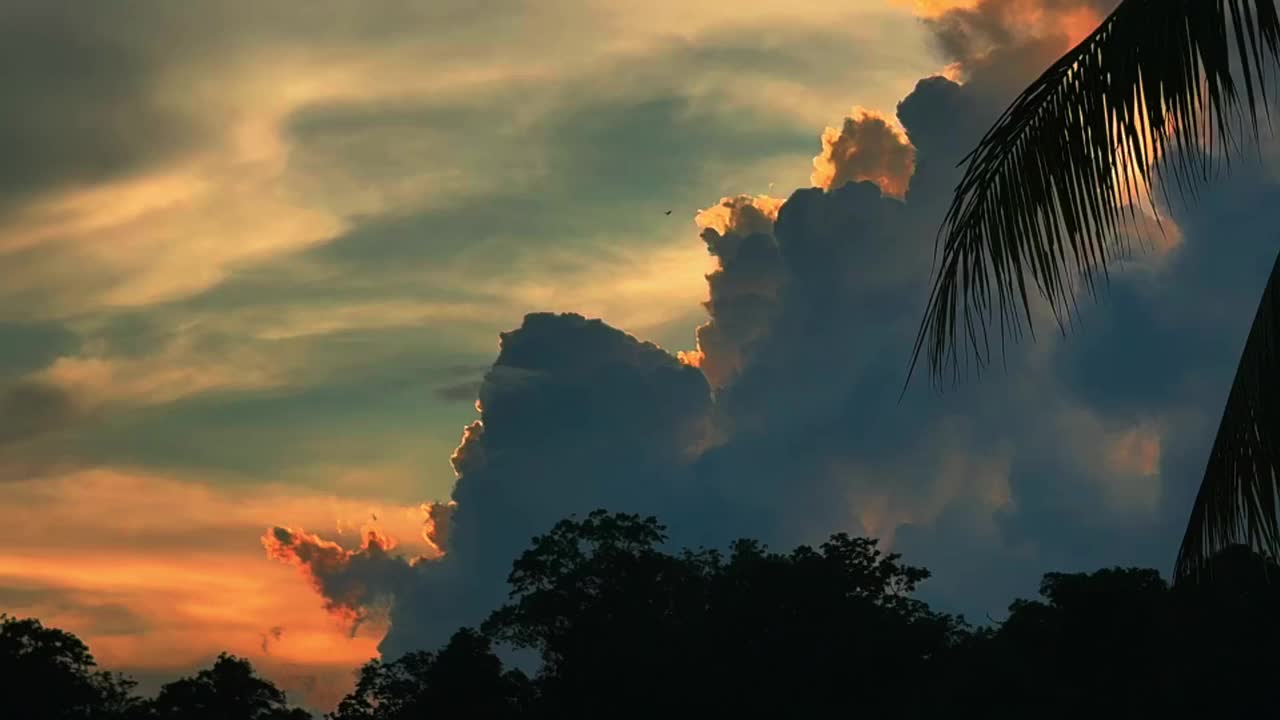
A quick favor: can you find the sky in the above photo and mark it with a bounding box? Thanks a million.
[3,0,1280,713]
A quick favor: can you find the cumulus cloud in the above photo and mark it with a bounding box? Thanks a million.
[811,108,915,198]
[271,312,713,654]
[268,0,1278,659]
[681,195,787,388]
[923,0,1118,78]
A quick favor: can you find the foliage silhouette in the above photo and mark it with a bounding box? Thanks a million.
[0,614,143,720]
[5,513,1279,718]
[146,653,311,720]
[904,0,1280,580]
[328,628,532,720]
[480,510,967,717]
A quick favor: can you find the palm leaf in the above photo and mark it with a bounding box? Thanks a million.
[906,0,1280,389]
[1175,251,1280,582]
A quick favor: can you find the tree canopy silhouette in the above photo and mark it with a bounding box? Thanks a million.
[148,653,311,720]
[5,512,1279,718]
[0,614,142,720]
[328,628,531,720]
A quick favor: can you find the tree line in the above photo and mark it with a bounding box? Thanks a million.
[5,510,1278,718]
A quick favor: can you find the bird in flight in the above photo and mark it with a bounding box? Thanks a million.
[664,210,672,215]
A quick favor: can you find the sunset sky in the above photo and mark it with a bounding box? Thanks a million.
[4,0,1280,713]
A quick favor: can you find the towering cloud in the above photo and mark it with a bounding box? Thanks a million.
[681,195,786,389]
[271,313,714,655]
[268,0,1278,658]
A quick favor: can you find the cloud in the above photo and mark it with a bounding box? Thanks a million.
[681,195,787,388]
[0,382,83,449]
[262,526,427,632]
[0,468,467,707]
[0,587,152,638]
[0,3,206,213]
[422,500,456,556]
[5,4,1267,711]
[0,0,938,326]
[811,108,916,198]
[0,1,953,712]
[923,0,1118,77]
[260,626,285,654]
[272,312,714,656]
[32,351,279,410]
[262,0,1280,653]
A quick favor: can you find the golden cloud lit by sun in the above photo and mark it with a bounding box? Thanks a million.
[897,0,981,19]
[811,107,916,198]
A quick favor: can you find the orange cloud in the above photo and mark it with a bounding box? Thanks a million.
[263,526,404,629]
[693,194,784,237]
[929,0,1109,81]
[900,0,981,18]
[0,468,446,709]
[811,107,916,198]
[263,500,452,632]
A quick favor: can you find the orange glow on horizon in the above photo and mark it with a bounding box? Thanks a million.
[0,468,444,709]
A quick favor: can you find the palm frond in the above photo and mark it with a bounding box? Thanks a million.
[906,0,1280,390]
[1174,251,1280,583]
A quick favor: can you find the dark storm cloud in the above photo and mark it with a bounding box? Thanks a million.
[376,313,713,656]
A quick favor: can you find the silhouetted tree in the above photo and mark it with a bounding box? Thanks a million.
[327,628,532,720]
[972,568,1177,716]
[959,546,1280,717]
[11,519,1279,718]
[1169,544,1280,716]
[481,510,965,717]
[147,653,311,720]
[0,614,144,719]
[905,0,1280,579]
